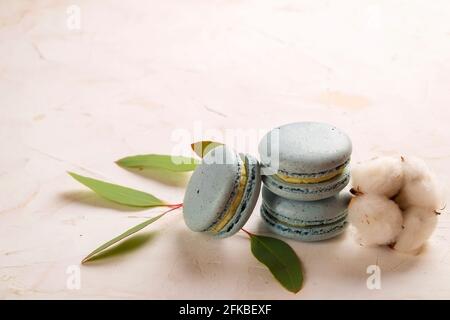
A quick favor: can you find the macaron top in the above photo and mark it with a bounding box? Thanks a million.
[259,122,352,179]
[183,145,261,236]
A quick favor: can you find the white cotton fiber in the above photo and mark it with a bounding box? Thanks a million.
[394,207,438,253]
[395,174,442,210]
[348,194,403,246]
[348,155,442,254]
[401,156,432,182]
[351,156,404,198]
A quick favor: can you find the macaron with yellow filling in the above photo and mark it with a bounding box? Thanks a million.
[183,145,261,237]
[259,122,352,201]
[260,186,351,241]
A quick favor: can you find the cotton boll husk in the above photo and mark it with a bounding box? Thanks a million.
[394,207,438,253]
[351,157,404,198]
[395,172,442,211]
[348,194,403,246]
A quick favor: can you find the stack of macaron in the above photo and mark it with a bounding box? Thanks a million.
[258,122,352,241]
[183,122,352,242]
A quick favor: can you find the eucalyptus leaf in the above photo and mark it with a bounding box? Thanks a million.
[82,213,165,263]
[116,154,199,172]
[190,141,223,158]
[249,234,303,293]
[68,172,167,207]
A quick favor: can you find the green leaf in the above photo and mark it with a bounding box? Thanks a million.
[82,213,165,263]
[68,172,167,207]
[116,154,199,172]
[191,141,223,158]
[249,234,303,293]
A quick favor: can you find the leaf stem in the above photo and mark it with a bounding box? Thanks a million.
[167,203,183,209]
[241,228,253,237]
[160,204,183,217]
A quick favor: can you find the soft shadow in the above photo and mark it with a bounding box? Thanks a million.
[120,167,191,187]
[254,217,274,235]
[61,190,145,212]
[83,231,159,265]
[255,217,423,277]
[172,228,227,281]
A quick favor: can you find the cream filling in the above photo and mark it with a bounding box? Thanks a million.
[209,160,248,234]
[276,164,346,184]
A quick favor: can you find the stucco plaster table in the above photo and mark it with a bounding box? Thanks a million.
[1,0,450,299]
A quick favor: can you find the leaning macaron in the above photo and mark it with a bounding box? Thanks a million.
[259,122,352,201]
[183,145,261,238]
[260,187,351,241]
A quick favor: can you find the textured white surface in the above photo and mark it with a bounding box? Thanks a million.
[1,0,450,299]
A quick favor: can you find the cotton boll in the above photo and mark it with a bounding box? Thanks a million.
[401,156,433,182]
[348,194,403,246]
[348,155,442,254]
[394,207,438,253]
[395,171,442,210]
[351,157,404,198]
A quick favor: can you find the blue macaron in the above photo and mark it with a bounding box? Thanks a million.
[183,145,261,238]
[258,122,352,201]
[260,187,351,241]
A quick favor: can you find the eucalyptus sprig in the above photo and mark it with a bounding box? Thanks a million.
[68,142,304,293]
[116,154,199,172]
[190,141,223,158]
[82,206,180,264]
[68,172,168,207]
[243,229,303,293]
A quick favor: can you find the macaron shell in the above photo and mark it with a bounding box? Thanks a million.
[216,154,261,238]
[183,145,242,232]
[261,205,348,241]
[262,166,350,201]
[258,122,352,176]
[261,187,351,226]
